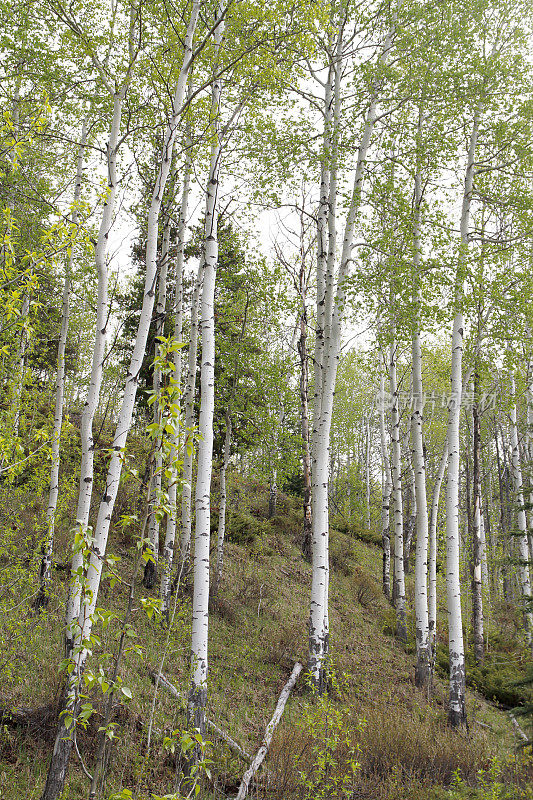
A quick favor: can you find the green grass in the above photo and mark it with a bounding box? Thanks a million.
[0,477,531,799]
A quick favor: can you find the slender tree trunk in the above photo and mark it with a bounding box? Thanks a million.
[143,218,171,589]
[471,367,484,663]
[445,111,479,729]
[160,125,192,613]
[509,375,533,644]
[411,163,430,687]
[41,8,199,797]
[378,375,392,600]
[309,15,396,689]
[180,261,203,568]
[213,412,231,598]
[37,120,87,605]
[12,289,30,438]
[429,445,447,656]
[298,299,312,561]
[65,93,122,656]
[365,417,371,529]
[188,8,223,735]
[390,335,407,642]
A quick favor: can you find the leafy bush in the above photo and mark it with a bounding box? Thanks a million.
[435,647,531,708]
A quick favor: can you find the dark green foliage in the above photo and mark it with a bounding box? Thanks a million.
[435,646,532,708]
[224,511,267,545]
[331,514,382,546]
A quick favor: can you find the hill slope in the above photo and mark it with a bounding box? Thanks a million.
[0,479,531,800]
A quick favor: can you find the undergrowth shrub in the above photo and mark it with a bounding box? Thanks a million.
[329,529,356,576]
[352,566,380,609]
[265,699,493,800]
[435,646,531,708]
[263,621,305,670]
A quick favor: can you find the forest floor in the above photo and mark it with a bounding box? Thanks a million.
[0,476,532,799]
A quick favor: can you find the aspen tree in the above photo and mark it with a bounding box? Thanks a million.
[143,214,171,589]
[188,2,224,735]
[213,411,232,597]
[161,119,193,612]
[509,374,533,643]
[445,109,479,729]
[41,5,200,796]
[309,6,397,689]
[64,1,142,656]
[389,330,407,641]
[180,260,203,568]
[411,145,430,686]
[37,120,88,606]
[378,373,392,599]
[429,445,447,655]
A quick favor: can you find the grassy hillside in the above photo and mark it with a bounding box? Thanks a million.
[0,475,532,799]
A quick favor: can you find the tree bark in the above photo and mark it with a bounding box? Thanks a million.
[471,368,484,663]
[188,8,224,735]
[411,161,430,687]
[378,374,392,600]
[42,7,199,796]
[428,445,447,657]
[445,111,479,729]
[144,219,171,589]
[37,120,88,606]
[509,375,533,644]
[390,334,407,642]
[160,118,192,613]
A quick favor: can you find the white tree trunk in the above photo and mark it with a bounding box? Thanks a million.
[365,416,371,529]
[446,112,479,728]
[180,260,204,567]
[65,94,123,654]
[160,129,192,612]
[56,0,199,742]
[472,373,485,663]
[188,9,224,734]
[390,335,407,641]
[38,120,88,603]
[428,445,447,654]
[309,17,396,689]
[411,165,430,686]
[509,375,533,643]
[378,374,392,599]
[235,662,303,800]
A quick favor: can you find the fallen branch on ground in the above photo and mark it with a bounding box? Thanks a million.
[148,669,252,762]
[235,661,303,800]
[509,712,528,743]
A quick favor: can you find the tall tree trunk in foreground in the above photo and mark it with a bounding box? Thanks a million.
[41,8,199,797]
[37,120,87,605]
[188,7,223,734]
[445,111,479,729]
[65,93,123,657]
[309,14,396,689]
[509,375,533,644]
[411,162,430,687]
